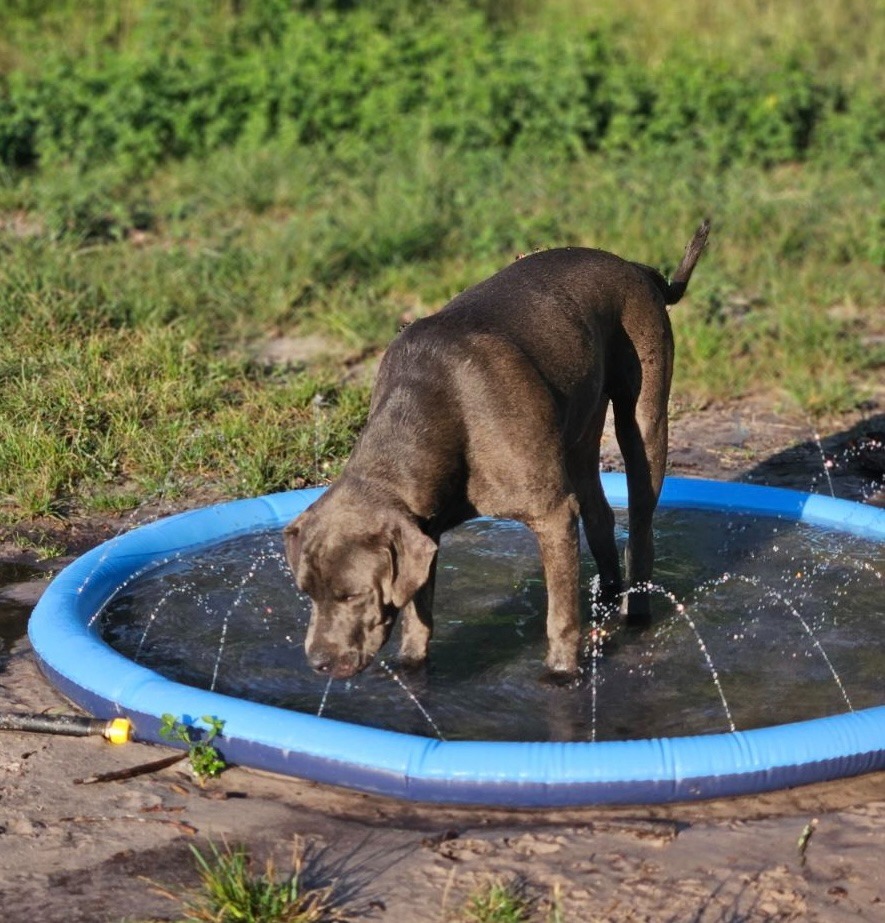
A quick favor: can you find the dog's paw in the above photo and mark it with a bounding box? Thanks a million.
[539,666,582,688]
[619,592,652,628]
[545,631,581,673]
[395,654,429,673]
[543,647,580,684]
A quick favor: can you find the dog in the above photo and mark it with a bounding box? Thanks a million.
[285,220,710,680]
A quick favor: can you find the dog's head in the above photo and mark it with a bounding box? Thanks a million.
[284,501,437,679]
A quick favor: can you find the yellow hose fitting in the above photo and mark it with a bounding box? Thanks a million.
[103,717,133,744]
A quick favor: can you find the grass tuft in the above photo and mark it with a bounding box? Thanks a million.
[462,877,534,923]
[181,840,345,923]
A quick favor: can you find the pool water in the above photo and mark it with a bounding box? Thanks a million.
[99,509,885,742]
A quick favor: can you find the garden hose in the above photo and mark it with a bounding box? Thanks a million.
[0,712,132,744]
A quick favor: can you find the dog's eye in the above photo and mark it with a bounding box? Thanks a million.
[336,590,369,603]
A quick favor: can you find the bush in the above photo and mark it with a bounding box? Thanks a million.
[0,1,879,177]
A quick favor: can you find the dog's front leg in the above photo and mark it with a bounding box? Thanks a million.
[532,495,581,677]
[398,555,437,668]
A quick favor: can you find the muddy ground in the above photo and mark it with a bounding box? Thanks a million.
[1,394,884,923]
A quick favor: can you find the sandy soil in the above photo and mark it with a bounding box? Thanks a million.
[2,394,885,923]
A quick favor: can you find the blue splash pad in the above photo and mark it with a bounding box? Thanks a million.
[29,476,885,806]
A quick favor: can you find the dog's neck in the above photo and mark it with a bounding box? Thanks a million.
[339,408,471,534]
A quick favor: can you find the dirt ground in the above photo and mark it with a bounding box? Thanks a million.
[2,394,885,923]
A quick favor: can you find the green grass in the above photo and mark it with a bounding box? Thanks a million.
[461,878,533,923]
[546,0,883,85]
[178,840,344,923]
[0,1,882,524]
[1,143,881,520]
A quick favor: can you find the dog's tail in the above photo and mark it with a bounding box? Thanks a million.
[665,218,710,305]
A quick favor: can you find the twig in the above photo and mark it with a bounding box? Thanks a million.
[74,751,187,784]
[59,813,198,835]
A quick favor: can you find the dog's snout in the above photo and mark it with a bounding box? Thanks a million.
[306,647,334,674]
[307,643,362,679]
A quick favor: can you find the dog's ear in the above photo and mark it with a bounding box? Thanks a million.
[283,512,311,585]
[382,515,437,609]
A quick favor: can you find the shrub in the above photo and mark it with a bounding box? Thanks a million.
[0,1,879,178]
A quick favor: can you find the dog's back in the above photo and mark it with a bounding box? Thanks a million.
[383,222,710,405]
[382,248,659,406]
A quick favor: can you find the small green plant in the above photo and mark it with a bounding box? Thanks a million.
[181,839,342,923]
[7,530,66,561]
[462,877,533,923]
[159,713,227,784]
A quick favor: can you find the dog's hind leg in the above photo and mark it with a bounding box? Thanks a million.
[568,402,623,610]
[612,346,672,622]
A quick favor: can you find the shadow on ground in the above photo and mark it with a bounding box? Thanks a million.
[741,411,885,502]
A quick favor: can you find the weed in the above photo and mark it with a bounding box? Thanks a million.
[180,839,344,923]
[4,530,65,560]
[158,713,227,784]
[462,877,533,923]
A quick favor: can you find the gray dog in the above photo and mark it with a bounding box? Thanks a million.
[285,221,709,680]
